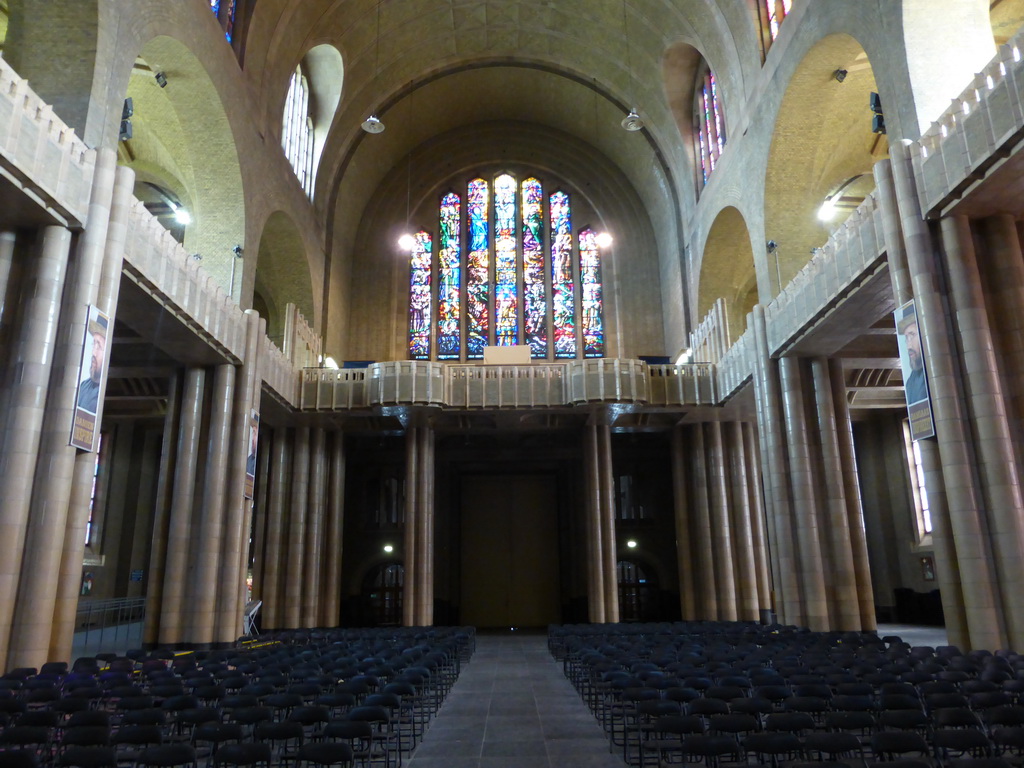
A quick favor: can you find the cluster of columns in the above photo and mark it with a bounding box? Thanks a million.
[250,426,346,631]
[0,149,134,669]
[873,147,1024,651]
[671,421,772,623]
[749,311,876,632]
[144,308,266,647]
[585,424,619,623]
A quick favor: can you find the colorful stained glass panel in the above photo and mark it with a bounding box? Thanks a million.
[466,178,490,358]
[437,192,461,359]
[522,178,546,357]
[579,228,604,357]
[494,174,518,346]
[550,191,576,358]
[408,231,432,360]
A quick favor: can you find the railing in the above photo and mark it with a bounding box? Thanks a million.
[301,367,368,409]
[763,191,886,355]
[262,336,301,406]
[647,363,716,405]
[0,56,94,227]
[447,364,566,408]
[74,597,146,655]
[715,328,756,400]
[367,361,446,406]
[122,201,248,361]
[913,32,1024,216]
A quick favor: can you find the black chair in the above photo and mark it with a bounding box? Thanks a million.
[56,746,117,768]
[933,729,995,762]
[137,744,198,768]
[212,743,272,768]
[870,730,932,762]
[293,743,353,768]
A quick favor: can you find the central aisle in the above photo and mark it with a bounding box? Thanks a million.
[408,632,624,768]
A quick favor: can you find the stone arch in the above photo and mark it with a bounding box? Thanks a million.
[990,0,1024,44]
[763,33,883,296]
[697,206,756,344]
[124,35,246,300]
[255,211,315,346]
[663,42,705,191]
[301,43,343,197]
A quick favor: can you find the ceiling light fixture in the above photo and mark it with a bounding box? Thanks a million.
[596,232,614,248]
[620,0,644,132]
[362,0,386,134]
[832,68,848,83]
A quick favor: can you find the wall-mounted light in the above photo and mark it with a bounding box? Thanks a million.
[232,244,243,256]
[119,98,133,141]
[398,233,416,251]
[155,71,168,88]
[383,544,394,553]
[596,232,614,248]
[766,240,778,254]
[870,92,886,134]
[173,207,191,226]
[833,69,848,83]
[626,539,638,549]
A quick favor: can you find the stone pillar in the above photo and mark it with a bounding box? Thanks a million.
[0,232,16,324]
[50,163,135,660]
[690,425,717,619]
[414,426,435,625]
[584,425,605,623]
[828,359,876,630]
[891,142,1004,650]
[597,425,619,622]
[6,149,116,668]
[187,364,235,645]
[706,422,738,621]
[261,430,291,629]
[670,426,697,620]
[941,215,1024,647]
[779,357,829,630]
[217,310,263,641]
[144,372,182,646]
[284,426,310,628]
[743,422,773,612]
[727,421,759,622]
[321,432,345,627]
[302,428,327,627]
[158,368,207,645]
[877,153,966,646]
[403,427,419,626]
[0,225,71,665]
[811,357,861,631]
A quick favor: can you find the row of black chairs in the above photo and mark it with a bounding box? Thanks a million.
[0,626,475,768]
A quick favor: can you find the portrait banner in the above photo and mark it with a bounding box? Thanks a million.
[71,306,109,451]
[245,410,259,499]
[895,300,935,441]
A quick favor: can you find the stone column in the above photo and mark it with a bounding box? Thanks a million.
[0,225,71,665]
[415,426,435,625]
[0,232,16,324]
[597,425,619,622]
[144,372,182,646]
[403,427,419,626]
[50,163,135,660]
[811,358,861,631]
[670,425,697,620]
[261,430,291,629]
[158,368,206,645]
[217,310,263,641]
[891,142,1004,650]
[187,364,235,645]
[690,425,717,619]
[706,422,738,621]
[941,215,1024,647]
[584,425,605,623]
[779,357,829,630]
[828,359,876,630]
[727,421,759,622]
[6,148,116,668]
[302,428,327,627]
[743,422,773,612]
[284,426,310,628]
[877,153,966,646]
[321,432,345,627]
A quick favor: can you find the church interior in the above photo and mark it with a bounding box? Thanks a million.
[0,0,1023,681]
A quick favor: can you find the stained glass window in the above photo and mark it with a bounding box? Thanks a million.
[494,174,519,346]
[695,65,726,187]
[209,0,237,42]
[437,193,461,359]
[579,228,605,357]
[408,231,432,360]
[550,191,576,358]
[765,0,792,41]
[407,172,604,361]
[522,178,546,357]
[466,179,490,359]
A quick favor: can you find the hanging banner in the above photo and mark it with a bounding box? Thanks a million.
[245,410,259,499]
[71,306,109,451]
[895,300,935,441]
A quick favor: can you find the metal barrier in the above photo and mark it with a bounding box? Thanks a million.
[74,597,146,655]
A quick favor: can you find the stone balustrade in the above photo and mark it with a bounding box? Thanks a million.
[715,329,755,401]
[0,56,94,227]
[263,337,301,405]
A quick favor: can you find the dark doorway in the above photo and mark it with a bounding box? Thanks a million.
[364,563,404,626]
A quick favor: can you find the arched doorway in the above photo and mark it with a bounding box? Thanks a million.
[364,564,404,627]
[618,560,656,623]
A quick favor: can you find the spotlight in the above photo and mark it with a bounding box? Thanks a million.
[621,108,644,131]
[817,198,837,221]
[119,97,133,141]
[398,233,416,250]
[383,544,393,553]
[626,540,638,549]
[232,244,243,256]
[155,71,168,88]
[361,114,385,134]
[766,240,778,253]
[833,69,848,83]
[173,207,191,225]
[122,98,134,120]
[872,114,886,134]
[596,232,614,248]
[869,92,883,114]
[191,253,202,261]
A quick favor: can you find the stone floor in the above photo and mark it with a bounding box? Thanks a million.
[405,623,950,768]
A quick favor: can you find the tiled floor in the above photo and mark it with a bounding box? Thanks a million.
[406,623,951,768]
[407,631,623,768]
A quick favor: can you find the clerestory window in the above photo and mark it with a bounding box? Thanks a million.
[282,66,315,197]
[695,63,726,188]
